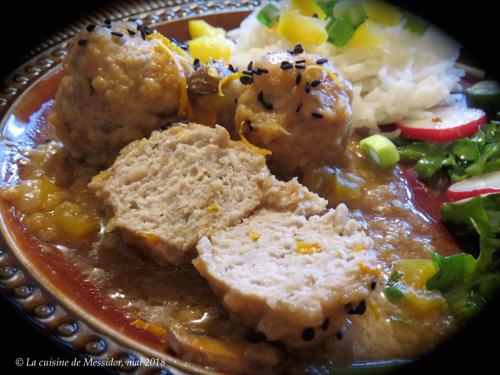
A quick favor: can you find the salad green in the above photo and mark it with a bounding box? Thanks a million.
[396,121,500,183]
[426,194,500,318]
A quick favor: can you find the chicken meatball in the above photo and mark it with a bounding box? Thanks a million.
[51,21,193,167]
[234,51,353,177]
[188,61,243,131]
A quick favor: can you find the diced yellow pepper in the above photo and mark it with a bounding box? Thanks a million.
[247,231,260,242]
[296,241,322,255]
[188,36,232,63]
[188,19,225,39]
[393,258,447,313]
[394,259,437,290]
[277,10,328,45]
[23,212,60,243]
[131,319,168,338]
[290,0,327,20]
[364,1,402,26]
[404,291,447,313]
[205,203,220,213]
[348,20,384,49]
[53,202,99,238]
[138,232,161,247]
[334,172,366,201]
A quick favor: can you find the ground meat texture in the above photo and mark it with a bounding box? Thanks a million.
[51,22,192,167]
[234,51,353,177]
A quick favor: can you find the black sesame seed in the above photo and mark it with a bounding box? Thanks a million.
[242,70,254,76]
[311,80,321,88]
[295,59,306,64]
[295,72,302,85]
[312,112,324,119]
[111,31,123,37]
[104,18,111,25]
[316,58,328,65]
[103,24,112,29]
[312,13,319,18]
[370,278,377,290]
[247,61,254,71]
[321,318,330,331]
[335,331,343,340]
[77,39,88,46]
[86,24,96,32]
[280,61,293,70]
[293,44,304,54]
[240,76,254,85]
[257,91,273,110]
[228,64,237,73]
[296,102,303,113]
[305,82,311,94]
[193,58,200,70]
[302,327,315,342]
[255,68,269,75]
[347,300,366,315]
[127,28,136,36]
[295,64,306,70]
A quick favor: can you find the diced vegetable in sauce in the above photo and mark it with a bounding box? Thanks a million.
[385,259,447,313]
[302,166,366,204]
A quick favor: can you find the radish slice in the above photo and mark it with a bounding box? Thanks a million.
[396,105,486,142]
[447,171,500,201]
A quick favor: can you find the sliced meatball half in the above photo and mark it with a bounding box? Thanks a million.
[194,205,378,349]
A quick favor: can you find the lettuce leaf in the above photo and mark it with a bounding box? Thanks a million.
[426,194,500,317]
[396,122,500,183]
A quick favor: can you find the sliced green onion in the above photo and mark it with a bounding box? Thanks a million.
[316,0,337,17]
[403,12,429,35]
[384,284,404,301]
[326,17,356,47]
[333,0,366,28]
[256,3,281,28]
[360,134,400,168]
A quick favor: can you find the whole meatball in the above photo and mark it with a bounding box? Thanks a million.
[51,21,193,167]
[234,51,352,177]
[188,61,243,131]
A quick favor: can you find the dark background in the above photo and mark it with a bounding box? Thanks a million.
[1,1,499,374]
